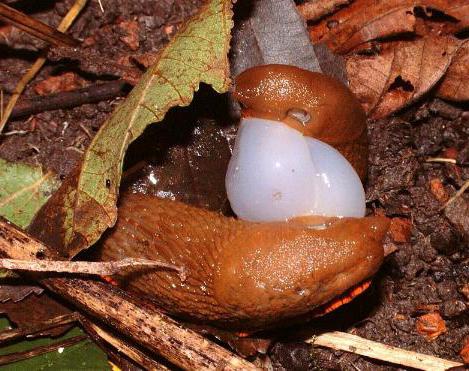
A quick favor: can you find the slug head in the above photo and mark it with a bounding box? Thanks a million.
[234,64,368,179]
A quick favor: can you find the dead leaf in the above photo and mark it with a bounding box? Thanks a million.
[429,178,449,203]
[416,312,447,340]
[34,72,86,96]
[460,284,469,301]
[389,217,413,243]
[346,46,395,114]
[118,20,140,51]
[28,0,234,259]
[0,293,72,338]
[460,337,469,363]
[297,0,352,22]
[0,284,43,303]
[308,0,469,54]
[437,41,469,101]
[347,36,462,118]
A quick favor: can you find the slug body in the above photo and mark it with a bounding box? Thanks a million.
[99,193,389,331]
[97,65,388,331]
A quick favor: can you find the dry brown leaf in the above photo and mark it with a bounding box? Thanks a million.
[309,0,469,53]
[437,40,469,101]
[429,178,449,203]
[297,0,352,22]
[118,20,140,51]
[347,36,462,118]
[372,36,460,118]
[389,217,413,243]
[415,312,447,341]
[34,72,86,96]
[460,336,469,363]
[346,46,395,114]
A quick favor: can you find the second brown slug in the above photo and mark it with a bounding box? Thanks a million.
[97,64,389,331]
[98,193,389,331]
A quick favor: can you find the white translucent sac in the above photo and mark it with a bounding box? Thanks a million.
[225,118,366,222]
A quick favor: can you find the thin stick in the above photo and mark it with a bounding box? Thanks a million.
[0,257,185,278]
[10,80,128,119]
[82,318,169,370]
[0,334,88,366]
[441,179,469,210]
[307,331,463,371]
[0,3,79,47]
[426,157,457,164]
[0,0,87,133]
[0,313,79,344]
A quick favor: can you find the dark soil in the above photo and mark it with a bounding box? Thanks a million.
[0,1,467,370]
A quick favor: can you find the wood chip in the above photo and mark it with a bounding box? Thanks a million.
[308,331,463,370]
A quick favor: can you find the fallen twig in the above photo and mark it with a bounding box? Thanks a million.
[10,81,129,119]
[81,318,169,370]
[440,179,469,210]
[0,312,79,344]
[0,257,185,279]
[0,334,88,366]
[297,0,351,22]
[308,331,463,371]
[0,0,87,133]
[426,157,458,165]
[0,218,257,370]
[0,3,79,47]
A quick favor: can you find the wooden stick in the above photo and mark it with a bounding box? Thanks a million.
[307,331,463,371]
[0,219,257,370]
[0,257,184,278]
[441,179,469,210]
[81,318,169,370]
[0,312,79,344]
[0,0,87,133]
[0,334,88,366]
[42,277,257,370]
[0,3,79,47]
[10,81,128,119]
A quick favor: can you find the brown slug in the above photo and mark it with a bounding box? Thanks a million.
[97,64,388,331]
[234,64,368,180]
[97,193,389,331]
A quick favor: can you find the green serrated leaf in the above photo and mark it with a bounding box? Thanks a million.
[0,159,60,229]
[28,0,234,258]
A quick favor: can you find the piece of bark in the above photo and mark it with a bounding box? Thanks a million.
[0,218,257,370]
